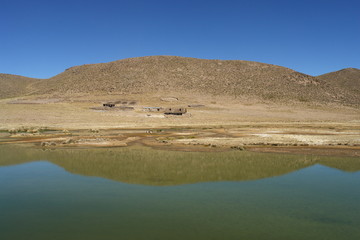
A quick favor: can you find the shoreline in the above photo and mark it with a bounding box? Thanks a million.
[1,126,359,157]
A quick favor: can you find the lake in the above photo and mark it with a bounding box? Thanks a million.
[0,145,359,240]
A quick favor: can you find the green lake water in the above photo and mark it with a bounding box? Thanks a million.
[0,145,359,240]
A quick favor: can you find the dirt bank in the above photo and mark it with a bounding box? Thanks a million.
[1,126,359,157]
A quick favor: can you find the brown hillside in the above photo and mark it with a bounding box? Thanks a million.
[318,68,360,95]
[2,56,359,106]
[0,74,41,99]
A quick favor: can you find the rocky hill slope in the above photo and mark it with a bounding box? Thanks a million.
[318,68,360,95]
[0,74,41,99]
[1,56,359,106]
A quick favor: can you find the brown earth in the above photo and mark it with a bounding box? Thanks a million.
[1,56,359,106]
[0,73,42,99]
[0,92,359,157]
[1,92,359,130]
[318,67,360,95]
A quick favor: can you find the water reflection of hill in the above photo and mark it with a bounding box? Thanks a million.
[0,145,359,186]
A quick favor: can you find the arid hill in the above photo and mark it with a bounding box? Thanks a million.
[1,56,359,106]
[318,68,360,95]
[0,74,41,99]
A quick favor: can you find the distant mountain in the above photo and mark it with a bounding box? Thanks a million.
[318,68,360,95]
[0,56,359,106]
[0,74,41,99]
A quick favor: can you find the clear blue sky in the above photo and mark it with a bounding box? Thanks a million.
[1,0,359,78]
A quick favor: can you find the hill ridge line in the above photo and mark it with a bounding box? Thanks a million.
[0,56,358,106]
